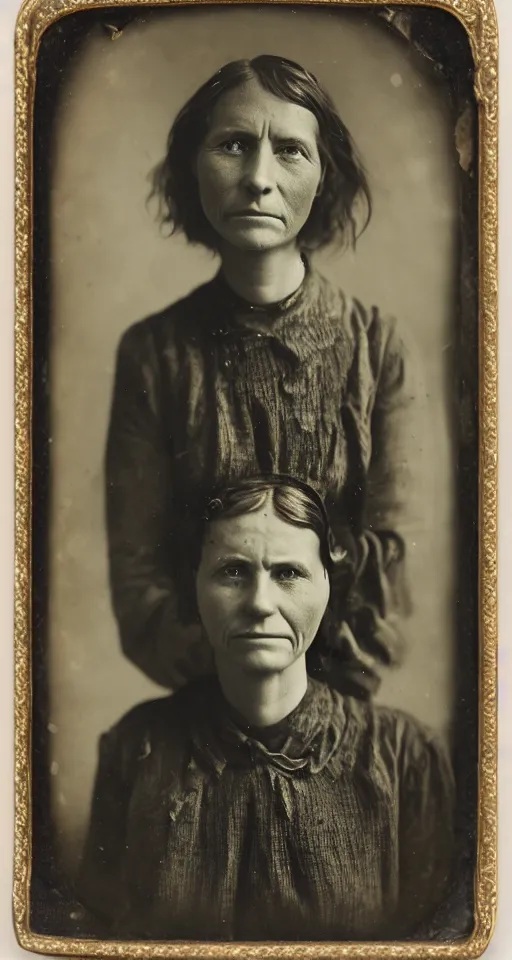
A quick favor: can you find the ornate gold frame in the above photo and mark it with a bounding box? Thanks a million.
[13,0,498,956]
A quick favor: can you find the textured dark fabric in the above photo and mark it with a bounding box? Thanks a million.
[77,678,454,942]
[106,264,425,692]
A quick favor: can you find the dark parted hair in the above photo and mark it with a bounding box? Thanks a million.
[150,54,372,251]
[182,476,336,609]
[199,475,335,571]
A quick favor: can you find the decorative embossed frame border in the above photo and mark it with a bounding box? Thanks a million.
[13,0,498,956]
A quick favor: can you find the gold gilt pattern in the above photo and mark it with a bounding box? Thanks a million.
[13,0,498,955]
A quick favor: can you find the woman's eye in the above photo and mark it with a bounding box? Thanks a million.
[221,566,244,580]
[279,145,302,158]
[221,139,245,155]
[275,567,301,582]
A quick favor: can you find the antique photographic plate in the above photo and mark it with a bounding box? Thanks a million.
[13,0,498,956]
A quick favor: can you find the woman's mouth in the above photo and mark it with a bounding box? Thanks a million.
[233,633,291,642]
[230,211,281,220]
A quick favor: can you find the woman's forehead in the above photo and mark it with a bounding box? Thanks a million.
[207,78,319,141]
[202,505,322,560]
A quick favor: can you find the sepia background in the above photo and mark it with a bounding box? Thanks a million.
[47,6,459,874]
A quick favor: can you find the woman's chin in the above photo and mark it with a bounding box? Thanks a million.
[222,224,288,253]
[225,641,295,674]
[235,656,291,675]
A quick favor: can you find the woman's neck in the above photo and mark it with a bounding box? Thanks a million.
[219,244,305,306]
[215,655,308,728]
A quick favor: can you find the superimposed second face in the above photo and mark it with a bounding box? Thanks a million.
[195,78,323,253]
[196,502,330,674]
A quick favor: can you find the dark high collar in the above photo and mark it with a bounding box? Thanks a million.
[202,262,348,367]
[189,677,354,777]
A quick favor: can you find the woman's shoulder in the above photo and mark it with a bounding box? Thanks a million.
[314,269,407,372]
[313,268,388,329]
[100,679,217,768]
[115,276,219,356]
[340,693,451,776]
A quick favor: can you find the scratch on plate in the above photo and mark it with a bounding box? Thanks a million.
[104,24,123,40]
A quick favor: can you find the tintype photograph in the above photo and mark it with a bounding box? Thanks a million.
[15,0,497,954]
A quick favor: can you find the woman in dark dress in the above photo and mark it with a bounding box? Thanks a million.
[107,55,424,697]
[79,478,453,942]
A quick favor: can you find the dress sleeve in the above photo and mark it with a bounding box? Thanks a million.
[356,315,428,646]
[323,311,430,698]
[395,720,455,938]
[106,323,214,688]
[366,312,430,538]
[76,730,129,931]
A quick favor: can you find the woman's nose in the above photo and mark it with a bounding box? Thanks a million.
[245,573,275,617]
[242,143,275,196]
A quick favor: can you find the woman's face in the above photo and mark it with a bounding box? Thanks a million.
[195,79,323,253]
[196,501,330,674]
